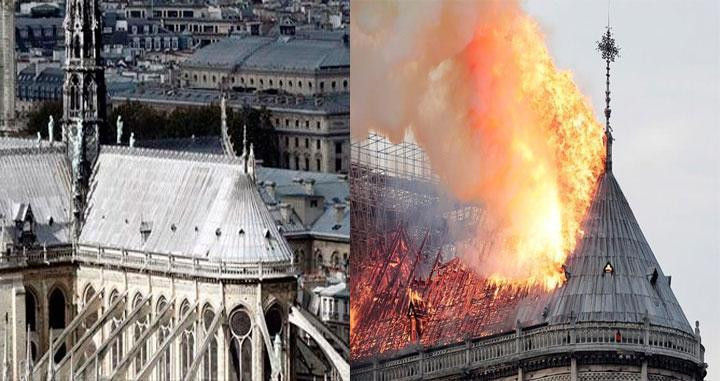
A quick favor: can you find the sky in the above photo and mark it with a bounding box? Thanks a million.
[524,0,720,376]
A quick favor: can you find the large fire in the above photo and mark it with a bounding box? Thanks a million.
[351,1,606,291]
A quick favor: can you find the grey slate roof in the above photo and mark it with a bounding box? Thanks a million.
[0,146,72,245]
[79,146,294,263]
[183,34,349,72]
[545,170,692,333]
[112,86,349,115]
[256,167,349,240]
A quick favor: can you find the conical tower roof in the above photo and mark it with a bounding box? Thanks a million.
[545,169,692,333]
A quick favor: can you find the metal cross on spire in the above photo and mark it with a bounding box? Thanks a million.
[596,16,620,171]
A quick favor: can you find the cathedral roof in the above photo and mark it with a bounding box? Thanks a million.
[0,146,72,246]
[78,146,294,264]
[544,169,693,333]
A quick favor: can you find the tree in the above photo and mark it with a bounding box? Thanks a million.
[25,101,62,141]
[108,101,167,143]
[228,106,278,167]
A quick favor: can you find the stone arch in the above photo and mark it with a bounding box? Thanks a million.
[24,285,39,332]
[331,251,340,268]
[47,284,68,330]
[180,299,195,374]
[263,302,285,380]
[48,284,68,363]
[155,295,171,381]
[82,284,98,327]
[109,288,123,370]
[201,303,219,380]
[132,292,148,373]
[228,305,254,381]
[315,249,323,271]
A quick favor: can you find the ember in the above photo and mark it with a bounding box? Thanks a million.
[350,226,550,362]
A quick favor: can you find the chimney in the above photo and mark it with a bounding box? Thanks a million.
[279,203,292,224]
[334,203,346,225]
[264,181,276,201]
[303,178,315,195]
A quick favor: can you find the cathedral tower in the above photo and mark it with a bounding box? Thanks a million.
[0,0,16,134]
[62,0,106,237]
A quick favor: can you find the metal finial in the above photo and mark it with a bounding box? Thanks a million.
[597,25,620,171]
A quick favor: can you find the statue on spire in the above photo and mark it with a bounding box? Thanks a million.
[116,115,123,145]
[48,116,55,144]
[597,25,620,171]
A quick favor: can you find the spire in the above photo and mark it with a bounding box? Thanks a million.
[596,19,620,172]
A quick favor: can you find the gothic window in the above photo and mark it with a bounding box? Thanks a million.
[229,307,253,381]
[109,290,123,371]
[133,293,148,375]
[83,285,98,328]
[87,79,97,112]
[201,305,218,381]
[316,250,323,270]
[74,35,81,59]
[156,297,171,381]
[264,305,283,377]
[25,288,38,332]
[180,300,195,375]
[48,287,67,363]
[332,251,339,267]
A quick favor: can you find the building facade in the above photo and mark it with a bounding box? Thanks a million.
[179,32,349,96]
[111,88,350,174]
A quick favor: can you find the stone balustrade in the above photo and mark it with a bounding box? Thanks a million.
[352,322,704,381]
[0,244,297,280]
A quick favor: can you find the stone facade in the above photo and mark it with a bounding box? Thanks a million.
[0,259,300,380]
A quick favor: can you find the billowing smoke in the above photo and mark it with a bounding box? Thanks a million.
[351,0,606,289]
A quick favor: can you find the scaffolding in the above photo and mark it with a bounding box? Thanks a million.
[350,134,439,266]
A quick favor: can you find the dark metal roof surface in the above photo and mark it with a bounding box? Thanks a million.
[545,170,692,333]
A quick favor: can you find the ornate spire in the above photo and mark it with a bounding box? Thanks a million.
[596,23,620,172]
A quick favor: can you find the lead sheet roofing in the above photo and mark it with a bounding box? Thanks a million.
[79,146,294,263]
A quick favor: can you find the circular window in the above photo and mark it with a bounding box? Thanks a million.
[230,309,252,337]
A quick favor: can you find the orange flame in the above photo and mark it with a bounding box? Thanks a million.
[452,8,605,290]
[351,1,606,292]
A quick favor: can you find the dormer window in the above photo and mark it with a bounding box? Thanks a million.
[603,261,614,274]
[13,203,36,246]
[139,220,152,243]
